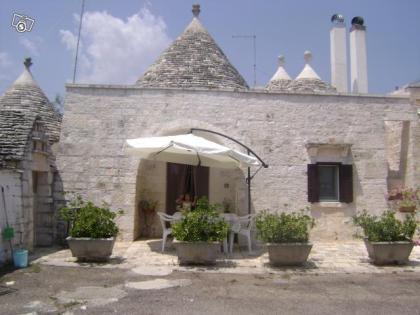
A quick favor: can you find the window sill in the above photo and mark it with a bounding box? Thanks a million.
[315,202,345,208]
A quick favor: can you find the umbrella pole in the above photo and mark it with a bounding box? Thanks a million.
[247,150,251,214]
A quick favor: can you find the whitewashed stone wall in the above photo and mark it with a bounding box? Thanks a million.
[0,170,22,262]
[0,127,56,263]
[57,85,419,241]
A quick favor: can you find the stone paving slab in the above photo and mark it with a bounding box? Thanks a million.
[32,239,420,275]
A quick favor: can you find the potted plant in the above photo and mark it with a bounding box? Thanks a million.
[353,210,417,265]
[387,187,419,213]
[139,198,158,214]
[171,197,229,265]
[139,198,158,237]
[60,196,123,262]
[255,210,315,266]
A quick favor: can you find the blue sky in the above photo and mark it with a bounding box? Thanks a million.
[0,0,419,100]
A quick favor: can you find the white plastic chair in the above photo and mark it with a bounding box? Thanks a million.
[220,213,239,253]
[157,212,179,252]
[229,214,254,254]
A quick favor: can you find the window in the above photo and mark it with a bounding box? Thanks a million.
[318,165,339,201]
[308,163,353,203]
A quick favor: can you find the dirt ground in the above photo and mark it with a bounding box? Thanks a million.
[1,264,420,314]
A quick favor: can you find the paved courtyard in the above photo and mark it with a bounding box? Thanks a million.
[1,241,420,314]
[32,240,420,275]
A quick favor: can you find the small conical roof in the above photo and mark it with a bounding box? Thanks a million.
[137,5,248,90]
[0,58,61,143]
[289,51,336,94]
[295,51,321,80]
[266,55,292,91]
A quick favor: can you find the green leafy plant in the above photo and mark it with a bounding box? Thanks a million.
[139,198,158,212]
[255,210,315,243]
[172,197,229,242]
[59,195,123,239]
[353,210,417,242]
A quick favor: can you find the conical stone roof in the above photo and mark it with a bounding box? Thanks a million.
[0,110,38,168]
[266,55,292,91]
[288,51,336,94]
[0,59,61,143]
[137,5,248,90]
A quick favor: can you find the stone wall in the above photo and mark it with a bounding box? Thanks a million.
[0,170,22,262]
[0,124,56,263]
[57,85,419,241]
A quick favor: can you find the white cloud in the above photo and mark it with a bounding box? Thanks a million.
[59,8,171,84]
[59,30,78,51]
[19,37,43,56]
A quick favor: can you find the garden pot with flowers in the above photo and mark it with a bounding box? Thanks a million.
[353,210,417,265]
[255,210,315,266]
[60,195,123,262]
[171,197,229,265]
[388,187,420,213]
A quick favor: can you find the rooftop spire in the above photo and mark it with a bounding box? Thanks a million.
[192,4,200,18]
[23,57,32,70]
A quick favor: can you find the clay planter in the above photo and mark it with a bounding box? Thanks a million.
[266,242,313,266]
[66,237,115,262]
[388,193,402,201]
[399,206,416,213]
[363,239,414,265]
[173,240,221,265]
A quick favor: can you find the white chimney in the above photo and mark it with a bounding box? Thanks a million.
[330,14,348,93]
[349,16,368,93]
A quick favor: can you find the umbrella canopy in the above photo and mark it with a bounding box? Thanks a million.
[125,134,260,169]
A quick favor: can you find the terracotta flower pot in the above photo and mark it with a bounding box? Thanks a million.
[399,206,416,213]
[388,193,402,201]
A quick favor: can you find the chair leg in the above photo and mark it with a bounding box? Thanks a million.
[162,232,167,252]
[246,231,252,253]
[223,238,228,253]
[229,231,234,253]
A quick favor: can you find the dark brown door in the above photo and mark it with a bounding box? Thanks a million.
[166,163,209,214]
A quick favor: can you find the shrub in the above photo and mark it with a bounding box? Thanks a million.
[353,210,417,242]
[255,210,315,243]
[172,197,229,242]
[60,195,122,239]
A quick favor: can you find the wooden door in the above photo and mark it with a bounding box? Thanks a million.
[166,163,209,214]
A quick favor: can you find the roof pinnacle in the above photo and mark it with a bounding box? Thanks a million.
[278,55,286,67]
[304,51,312,64]
[192,4,200,18]
[23,57,32,70]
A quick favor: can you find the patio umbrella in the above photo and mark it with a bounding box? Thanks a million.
[125,134,260,169]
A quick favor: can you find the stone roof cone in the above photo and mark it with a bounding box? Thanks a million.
[0,58,61,143]
[266,55,292,91]
[137,4,249,90]
[288,51,337,94]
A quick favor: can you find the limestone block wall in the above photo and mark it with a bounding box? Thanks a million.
[0,170,22,262]
[58,85,418,241]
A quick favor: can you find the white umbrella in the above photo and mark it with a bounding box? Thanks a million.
[125,134,260,169]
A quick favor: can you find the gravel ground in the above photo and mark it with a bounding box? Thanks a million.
[1,264,420,314]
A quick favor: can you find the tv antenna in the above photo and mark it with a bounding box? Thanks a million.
[232,34,257,87]
[73,0,86,83]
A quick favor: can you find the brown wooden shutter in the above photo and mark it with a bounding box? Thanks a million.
[307,164,319,203]
[339,164,353,203]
